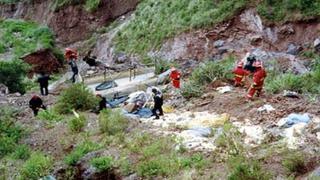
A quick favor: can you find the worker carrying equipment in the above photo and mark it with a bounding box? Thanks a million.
[169,67,181,89]
[244,55,257,73]
[233,61,250,87]
[247,61,267,100]
[29,95,46,116]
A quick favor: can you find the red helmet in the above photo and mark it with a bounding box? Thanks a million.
[65,48,78,60]
[253,61,263,68]
[237,61,244,67]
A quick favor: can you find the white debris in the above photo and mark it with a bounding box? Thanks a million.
[216,86,232,93]
[257,104,275,112]
[317,132,320,141]
[283,123,307,149]
[238,125,266,145]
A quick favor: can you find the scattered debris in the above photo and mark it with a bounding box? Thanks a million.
[277,113,310,128]
[216,86,232,94]
[283,90,299,98]
[0,83,9,95]
[213,40,225,48]
[286,43,302,55]
[257,104,275,112]
[238,125,266,145]
[314,37,320,51]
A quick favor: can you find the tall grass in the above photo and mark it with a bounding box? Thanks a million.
[257,0,320,22]
[114,0,247,56]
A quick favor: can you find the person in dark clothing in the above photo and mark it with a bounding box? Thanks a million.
[68,58,79,83]
[29,95,46,116]
[96,94,107,113]
[37,72,51,96]
[244,56,257,73]
[151,88,163,119]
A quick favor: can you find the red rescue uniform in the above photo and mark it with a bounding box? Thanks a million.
[170,69,181,89]
[247,68,267,99]
[233,67,250,86]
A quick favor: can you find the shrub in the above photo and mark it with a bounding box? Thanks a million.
[84,0,101,12]
[37,109,63,122]
[282,152,306,175]
[155,59,174,75]
[11,144,31,160]
[55,83,98,114]
[64,141,100,166]
[68,114,87,133]
[228,158,271,180]
[265,73,305,93]
[20,153,53,180]
[0,60,29,93]
[90,156,114,172]
[99,109,128,135]
[0,106,24,158]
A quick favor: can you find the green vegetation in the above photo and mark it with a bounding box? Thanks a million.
[282,151,306,176]
[90,156,114,172]
[0,60,29,93]
[55,83,98,114]
[0,19,54,59]
[99,109,128,135]
[228,156,271,180]
[20,152,53,180]
[265,56,320,94]
[155,59,172,75]
[181,57,234,98]
[37,109,64,122]
[258,0,320,22]
[53,0,101,12]
[68,114,87,133]
[114,0,247,56]
[11,145,31,160]
[64,140,101,166]
[0,106,25,158]
[0,0,21,4]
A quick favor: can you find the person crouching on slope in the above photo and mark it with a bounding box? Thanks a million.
[29,95,46,116]
[233,61,250,87]
[247,61,267,100]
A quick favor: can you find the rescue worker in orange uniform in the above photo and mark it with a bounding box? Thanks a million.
[169,67,181,89]
[247,61,267,100]
[233,61,250,87]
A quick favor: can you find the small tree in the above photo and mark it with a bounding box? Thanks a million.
[0,60,29,93]
[55,83,98,114]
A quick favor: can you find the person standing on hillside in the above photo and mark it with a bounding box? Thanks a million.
[37,72,51,96]
[29,95,46,116]
[152,88,163,119]
[169,67,181,89]
[247,61,267,100]
[65,48,79,83]
[233,61,250,87]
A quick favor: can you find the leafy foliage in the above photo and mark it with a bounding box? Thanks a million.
[20,152,53,180]
[282,151,306,175]
[0,106,24,158]
[99,109,128,135]
[257,0,320,22]
[11,145,31,160]
[114,0,247,56]
[37,109,64,122]
[90,156,114,172]
[64,141,100,166]
[84,0,101,12]
[68,114,87,133]
[55,83,98,114]
[0,60,29,93]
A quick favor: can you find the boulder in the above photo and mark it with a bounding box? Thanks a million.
[114,53,128,64]
[249,35,262,45]
[213,40,225,48]
[314,38,320,51]
[217,47,228,55]
[0,84,9,95]
[286,43,302,55]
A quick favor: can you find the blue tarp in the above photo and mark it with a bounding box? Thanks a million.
[280,113,310,128]
[107,96,128,108]
[184,127,212,137]
[134,108,153,118]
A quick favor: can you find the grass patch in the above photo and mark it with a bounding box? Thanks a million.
[0,106,25,158]
[64,140,101,166]
[55,83,98,114]
[282,151,306,176]
[11,144,31,160]
[181,56,234,98]
[114,0,247,56]
[68,114,87,133]
[99,109,128,135]
[90,156,114,172]
[37,109,64,122]
[257,0,320,22]
[84,0,101,12]
[19,152,53,180]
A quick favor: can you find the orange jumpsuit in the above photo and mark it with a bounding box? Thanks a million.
[233,67,249,86]
[170,70,181,89]
[247,68,267,99]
